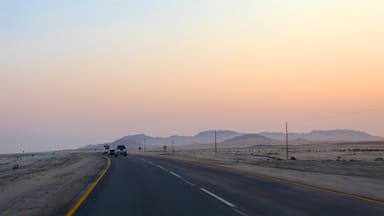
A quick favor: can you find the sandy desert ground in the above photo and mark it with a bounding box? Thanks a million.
[139,141,384,201]
[0,151,105,216]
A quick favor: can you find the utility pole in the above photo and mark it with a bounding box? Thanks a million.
[143,138,146,152]
[171,137,175,154]
[286,121,289,160]
[214,130,217,153]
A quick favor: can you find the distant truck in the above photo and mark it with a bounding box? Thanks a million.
[115,145,127,157]
[103,144,110,155]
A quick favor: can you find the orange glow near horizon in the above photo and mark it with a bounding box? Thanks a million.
[1,0,384,152]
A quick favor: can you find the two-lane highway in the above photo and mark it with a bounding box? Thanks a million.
[75,156,238,216]
[75,155,384,216]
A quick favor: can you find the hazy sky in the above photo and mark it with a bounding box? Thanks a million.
[1,0,384,153]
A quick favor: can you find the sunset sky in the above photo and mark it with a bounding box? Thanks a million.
[1,0,384,153]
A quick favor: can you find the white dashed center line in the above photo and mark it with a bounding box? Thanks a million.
[139,158,246,215]
[233,208,249,216]
[170,171,195,186]
[170,171,181,178]
[156,165,166,171]
[200,188,236,208]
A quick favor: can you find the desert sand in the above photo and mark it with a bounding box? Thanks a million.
[0,151,105,216]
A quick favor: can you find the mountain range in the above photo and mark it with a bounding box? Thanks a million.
[80,129,384,150]
[112,130,242,149]
[259,129,384,142]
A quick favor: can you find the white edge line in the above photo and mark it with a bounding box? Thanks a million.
[200,188,236,208]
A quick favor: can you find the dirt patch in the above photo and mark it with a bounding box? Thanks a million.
[0,152,105,216]
[249,160,384,180]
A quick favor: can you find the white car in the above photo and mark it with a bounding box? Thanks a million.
[115,145,127,157]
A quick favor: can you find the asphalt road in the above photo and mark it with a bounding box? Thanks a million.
[75,155,384,216]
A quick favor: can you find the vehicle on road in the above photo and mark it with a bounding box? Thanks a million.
[103,144,110,155]
[108,149,115,156]
[115,145,127,157]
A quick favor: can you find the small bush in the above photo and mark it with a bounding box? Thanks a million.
[374,157,383,161]
[290,156,297,160]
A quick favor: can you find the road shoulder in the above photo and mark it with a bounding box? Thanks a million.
[0,152,105,216]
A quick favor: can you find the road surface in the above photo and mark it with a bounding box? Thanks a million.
[75,155,384,216]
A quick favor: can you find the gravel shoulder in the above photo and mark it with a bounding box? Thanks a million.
[0,152,105,216]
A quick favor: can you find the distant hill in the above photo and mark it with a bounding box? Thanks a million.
[195,130,240,138]
[113,137,145,149]
[217,129,384,148]
[219,134,279,147]
[182,135,323,149]
[259,129,384,142]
